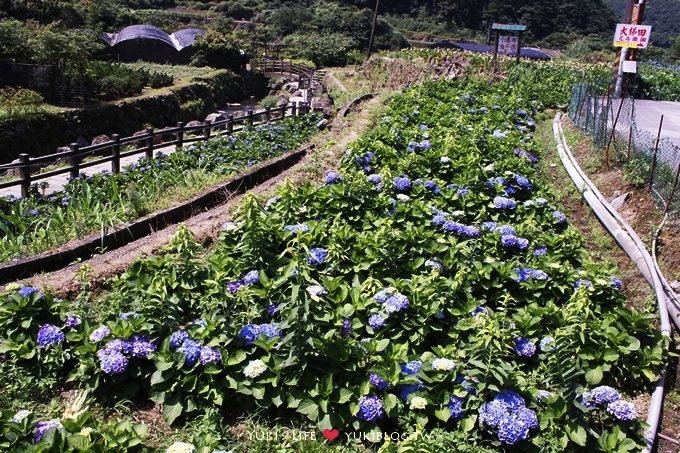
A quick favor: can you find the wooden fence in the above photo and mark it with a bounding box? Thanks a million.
[0,102,311,198]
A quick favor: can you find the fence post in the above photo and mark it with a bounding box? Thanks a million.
[605,97,625,169]
[247,109,254,126]
[227,114,234,134]
[146,127,154,160]
[627,125,633,161]
[649,115,664,192]
[665,158,680,215]
[265,107,271,122]
[177,122,184,148]
[111,134,121,174]
[19,153,31,199]
[291,102,297,117]
[204,120,212,142]
[69,143,80,181]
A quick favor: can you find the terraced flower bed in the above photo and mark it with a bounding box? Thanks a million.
[0,68,666,452]
[0,115,320,263]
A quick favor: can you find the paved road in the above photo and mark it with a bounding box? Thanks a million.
[632,99,680,147]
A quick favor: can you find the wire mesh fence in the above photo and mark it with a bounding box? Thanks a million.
[568,80,680,216]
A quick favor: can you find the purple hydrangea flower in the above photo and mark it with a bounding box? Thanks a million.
[64,315,81,328]
[356,395,385,421]
[533,245,548,256]
[482,221,497,231]
[496,390,526,411]
[325,170,342,184]
[258,323,282,340]
[193,319,207,327]
[500,235,518,247]
[27,209,40,216]
[448,395,464,419]
[170,330,189,348]
[515,148,539,162]
[368,313,386,330]
[574,279,593,290]
[284,223,310,233]
[243,270,260,285]
[37,324,65,348]
[369,373,388,390]
[19,286,42,298]
[367,174,383,189]
[239,324,259,345]
[227,281,243,293]
[479,400,507,428]
[267,304,279,316]
[306,247,328,266]
[373,289,392,303]
[384,293,409,314]
[89,325,111,342]
[498,225,516,236]
[515,237,529,250]
[419,140,432,149]
[200,346,222,365]
[179,338,203,367]
[590,386,620,404]
[606,400,637,421]
[34,420,62,442]
[97,349,128,374]
[514,337,536,357]
[494,197,517,209]
[514,174,532,190]
[464,225,480,238]
[398,383,424,401]
[497,415,530,445]
[610,276,623,290]
[425,259,443,272]
[442,220,465,234]
[129,335,156,358]
[401,360,422,375]
[341,318,352,337]
[394,175,412,191]
[119,312,140,321]
[552,211,567,223]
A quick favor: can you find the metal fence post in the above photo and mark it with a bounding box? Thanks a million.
[265,107,271,122]
[247,109,254,126]
[649,115,664,192]
[664,158,680,215]
[69,143,80,181]
[227,114,234,134]
[177,122,184,148]
[291,102,297,117]
[146,127,154,160]
[19,153,31,199]
[111,134,121,174]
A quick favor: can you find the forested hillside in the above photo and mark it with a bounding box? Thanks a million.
[605,0,680,46]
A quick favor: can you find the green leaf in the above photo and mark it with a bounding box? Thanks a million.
[163,401,183,425]
[434,408,451,422]
[461,415,477,432]
[297,398,319,420]
[67,434,90,450]
[566,422,587,446]
[585,366,603,385]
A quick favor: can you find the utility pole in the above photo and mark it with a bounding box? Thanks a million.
[613,0,636,97]
[366,0,380,60]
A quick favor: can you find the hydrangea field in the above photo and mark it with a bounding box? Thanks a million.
[0,114,320,263]
[0,69,667,452]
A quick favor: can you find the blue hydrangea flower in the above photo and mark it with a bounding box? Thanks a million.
[497,414,530,445]
[515,407,539,429]
[19,286,41,298]
[369,373,388,390]
[535,197,548,206]
[482,221,497,231]
[419,124,428,130]
[129,335,156,358]
[368,313,386,330]
[373,289,392,303]
[341,318,352,338]
[170,331,189,348]
[243,270,260,285]
[496,390,526,411]
[179,338,203,367]
[200,346,222,365]
[419,140,432,149]
[606,400,637,421]
[580,391,597,408]
[471,306,488,316]
[325,170,342,184]
[479,400,506,428]
[239,324,259,345]
[356,395,385,421]
[401,360,422,375]
[514,174,532,190]
[394,175,412,191]
[34,420,62,442]
[306,247,328,266]
[537,390,552,403]
[119,312,139,321]
[89,325,111,342]
[267,304,279,316]
[37,324,65,348]
[193,319,207,327]
[384,293,409,314]
[441,156,451,164]
[258,323,282,339]
[448,395,464,419]
[27,209,40,215]
[431,214,445,226]
[367,174,383,189]
[464,226,480,238]
[398,383,424,401]
[98,348,129,374]
[531,269,548,280]
[590,386,620,404]
[284,223,310,233]
[552,211,567,223]
[424,180,440,194]
[533,245,548,256]
[515,148,539,162]
[498,225,516,236]
[425,259,443,272]
[515,237,529,250]
[443,220,465,234]
[539,336,556,352]
[514,337,536,357]
[610,276,623,290]
[227,281,243,293]
[64,315,81,328]
[574,279,593,290]
[487,176,508,188]
[500,235,517,247]
[494,196,517,209]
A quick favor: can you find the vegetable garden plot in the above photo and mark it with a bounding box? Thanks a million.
[0,75,666,452]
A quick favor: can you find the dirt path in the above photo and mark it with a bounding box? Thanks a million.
[17,96,386,298]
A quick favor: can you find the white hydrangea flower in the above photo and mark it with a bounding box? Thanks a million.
[166,441,196,453]
[244,359,267,379]
[409,396,427,410]
[431,358,456,371]
[396,194,411,202]
[12,410,31,423]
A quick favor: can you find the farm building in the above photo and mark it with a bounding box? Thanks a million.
[428,41,552,60]
[102,25,206,64]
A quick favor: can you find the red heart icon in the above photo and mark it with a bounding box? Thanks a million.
[323,428,340,441]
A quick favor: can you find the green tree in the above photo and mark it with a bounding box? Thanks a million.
[284,32,357,67]
[0,19,32,62]
[670,34,680,62]
[191,30,247,72]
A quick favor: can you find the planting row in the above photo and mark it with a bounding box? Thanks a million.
[0,68,665,452]
[0,114,321,263]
